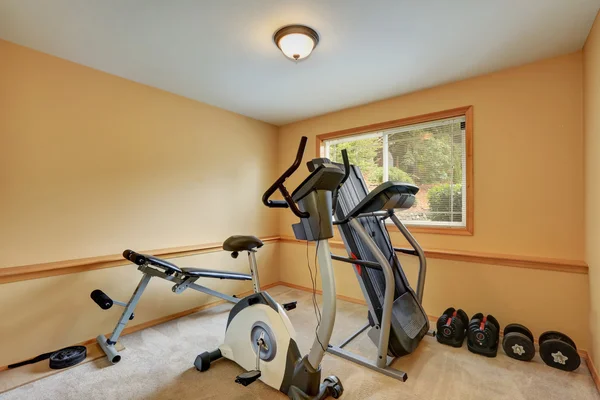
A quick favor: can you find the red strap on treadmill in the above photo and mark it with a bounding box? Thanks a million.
[350,253,362,276]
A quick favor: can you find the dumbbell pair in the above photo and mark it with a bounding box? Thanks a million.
[502,326,580,370]
[436,309,501,357]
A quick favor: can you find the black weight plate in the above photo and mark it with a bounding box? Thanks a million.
[49,346,87,370]
[469,314,482,330]
[457,309,469,326]
[437,314,449,331]
[442,307,456,317]
[503,332,535,361]
[439,324,455,338]
[539,339,580,371]
[539,331,577,350]
[504,323,534,343]
[486,320,498,337]
[471,313,483,322]
[469,326,491,347]
[487,315,500,332]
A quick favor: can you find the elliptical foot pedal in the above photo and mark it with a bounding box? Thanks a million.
[282,301,297,311]
[235,370,261,386]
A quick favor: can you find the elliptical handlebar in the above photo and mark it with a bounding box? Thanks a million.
[331,149,351,213]
[262,136,310,219]
[340,149,350,185]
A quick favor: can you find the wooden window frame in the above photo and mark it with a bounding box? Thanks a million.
[316,105,473,236]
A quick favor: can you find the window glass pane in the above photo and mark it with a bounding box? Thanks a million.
[328,135,384,191]
[387,118,465,224]
[324,115,467,227]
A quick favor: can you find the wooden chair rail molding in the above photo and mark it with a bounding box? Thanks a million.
[0,235,587,284]
[0,236,279,284]
[279,236,588,274]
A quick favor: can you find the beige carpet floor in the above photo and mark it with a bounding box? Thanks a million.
[2,285,598,400]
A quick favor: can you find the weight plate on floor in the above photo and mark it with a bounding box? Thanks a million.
[539,339,580,371]
[539,331,577,350]
[502,332,535,361]
[49,346,87,370]
[504,323,534,343]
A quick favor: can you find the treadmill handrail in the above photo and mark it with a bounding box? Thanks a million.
[334,210,427,303]
[334,210,389,225]
[393,247,418,256]
[348,218,396,369]
[331,254,382,270]
[389,213,427,303]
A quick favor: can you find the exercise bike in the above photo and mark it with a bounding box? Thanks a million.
[194,136,346,399]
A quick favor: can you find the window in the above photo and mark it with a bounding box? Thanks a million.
[318,106,473,234]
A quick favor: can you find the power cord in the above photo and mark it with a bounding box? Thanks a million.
[304,206,327,353]
[314,209,327,352]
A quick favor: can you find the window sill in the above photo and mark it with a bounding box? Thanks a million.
[387,224,473,236]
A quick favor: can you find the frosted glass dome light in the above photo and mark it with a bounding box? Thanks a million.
[274,25,319,61]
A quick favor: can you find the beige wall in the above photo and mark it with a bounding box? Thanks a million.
[1,32,595,367]
[277,52,590,349]
[0,39,280,366]
[279,52,584,260]
[584,11,600,365]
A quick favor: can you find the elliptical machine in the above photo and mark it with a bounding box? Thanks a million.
[194,137,345,399]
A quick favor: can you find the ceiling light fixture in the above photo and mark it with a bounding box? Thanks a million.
[273,25,319,61]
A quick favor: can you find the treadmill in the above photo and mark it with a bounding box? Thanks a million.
[308,154,429,382]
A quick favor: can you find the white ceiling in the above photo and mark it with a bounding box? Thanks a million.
[1,1,599,125]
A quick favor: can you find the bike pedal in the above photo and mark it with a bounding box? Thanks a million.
[235,370,261,386]
[282,301,297,311]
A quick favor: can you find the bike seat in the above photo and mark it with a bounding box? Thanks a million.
[223,235,264,252]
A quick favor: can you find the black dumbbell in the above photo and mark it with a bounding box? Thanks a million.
[467,313,500,357]
[538,331,580,372]
[502,323,535,361]
[436,307,469,347]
